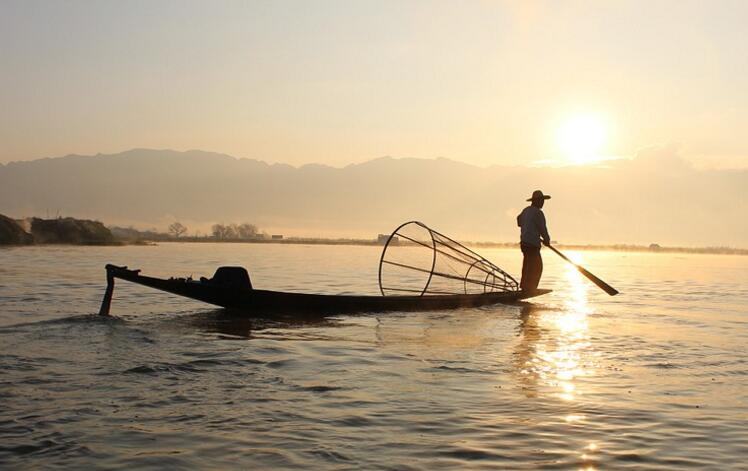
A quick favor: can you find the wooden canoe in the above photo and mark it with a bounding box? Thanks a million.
[99,264,550,316]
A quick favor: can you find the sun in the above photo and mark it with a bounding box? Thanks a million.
[556,114,609,165]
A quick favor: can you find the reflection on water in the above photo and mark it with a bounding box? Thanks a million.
[174,309,342,340]
[515,254,602,469]
[516,255,594,403]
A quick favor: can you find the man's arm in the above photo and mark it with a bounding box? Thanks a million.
[538,212,550,246]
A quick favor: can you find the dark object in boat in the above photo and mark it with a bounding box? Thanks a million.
[99,264,550,316]
[99,221,551,316]
[199,266,252,289]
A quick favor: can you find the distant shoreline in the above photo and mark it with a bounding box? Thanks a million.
[3,214,745,255]
[144,237,748,256]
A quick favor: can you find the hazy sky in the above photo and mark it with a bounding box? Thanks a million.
[1,0,747,168]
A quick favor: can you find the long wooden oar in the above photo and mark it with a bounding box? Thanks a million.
[548,245,619,296]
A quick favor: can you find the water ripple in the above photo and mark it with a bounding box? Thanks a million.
[1,245,747,469]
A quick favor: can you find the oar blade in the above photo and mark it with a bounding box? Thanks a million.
[548,245,619,296]
[577,266,619,296]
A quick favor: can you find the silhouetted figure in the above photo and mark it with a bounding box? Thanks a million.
[517,190,551,291]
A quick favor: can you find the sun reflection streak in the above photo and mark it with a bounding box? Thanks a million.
[565,414,586,423]
[514,251,595,404]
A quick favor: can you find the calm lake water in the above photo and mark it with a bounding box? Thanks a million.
[1,243,747,469]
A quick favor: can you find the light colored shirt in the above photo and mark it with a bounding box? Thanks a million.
[517,205,550,247]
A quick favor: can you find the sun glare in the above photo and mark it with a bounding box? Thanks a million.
[556,115,609,165]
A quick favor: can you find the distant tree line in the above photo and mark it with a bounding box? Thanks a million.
[112,221,264,242]
[211,223,259,240]
[168,221,262,240]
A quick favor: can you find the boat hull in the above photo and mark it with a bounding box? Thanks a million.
[105,265,550,316]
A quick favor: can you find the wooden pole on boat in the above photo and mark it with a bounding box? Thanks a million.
[548,245,619,296]
[98,266,115,316]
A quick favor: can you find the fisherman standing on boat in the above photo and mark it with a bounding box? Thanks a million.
[517,190,551,291]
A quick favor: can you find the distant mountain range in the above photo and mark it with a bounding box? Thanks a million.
[1,148,746,247]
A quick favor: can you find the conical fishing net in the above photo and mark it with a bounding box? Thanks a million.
[378,221,519,296]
